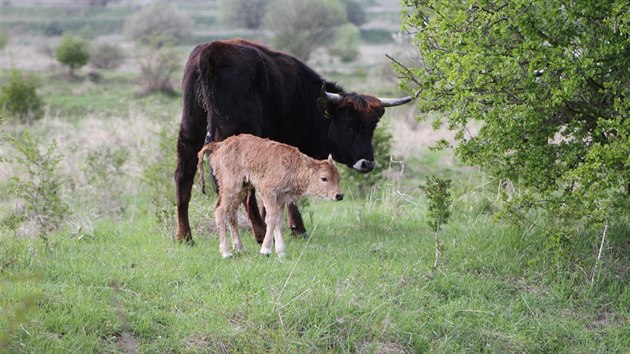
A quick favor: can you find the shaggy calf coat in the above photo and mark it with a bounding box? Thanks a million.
[198,134,343,258]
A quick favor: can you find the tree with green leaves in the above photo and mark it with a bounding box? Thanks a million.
[55,35,90,77]
[399,1,629,239]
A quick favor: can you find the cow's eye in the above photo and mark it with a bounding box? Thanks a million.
[321,177,328,182]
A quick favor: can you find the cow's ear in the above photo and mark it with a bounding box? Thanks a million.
[327,154,333,164]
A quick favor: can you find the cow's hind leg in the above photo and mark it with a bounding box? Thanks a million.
[245,189,267,244]
[287,203,307,237]
[175,128,205,244]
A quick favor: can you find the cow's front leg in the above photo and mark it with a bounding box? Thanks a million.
[287,203,307,237]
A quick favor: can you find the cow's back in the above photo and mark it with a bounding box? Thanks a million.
[194,39,338,153]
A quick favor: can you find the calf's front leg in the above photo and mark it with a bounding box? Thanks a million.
[260,200,285,257]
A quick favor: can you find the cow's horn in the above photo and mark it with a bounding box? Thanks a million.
[378,96,414,107]
[325,91,343,104]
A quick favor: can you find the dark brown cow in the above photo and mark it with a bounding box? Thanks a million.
[175,38,412,243]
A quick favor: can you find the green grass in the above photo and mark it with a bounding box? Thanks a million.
[1,191,628,353]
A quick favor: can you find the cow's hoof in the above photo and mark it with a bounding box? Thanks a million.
[221,252,233,259]
[277,252,286,259]
[260,247,272,256]
[290,226,308,238]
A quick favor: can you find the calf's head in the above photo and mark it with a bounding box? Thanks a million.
[309,154,343,201]
[319,88,412,173]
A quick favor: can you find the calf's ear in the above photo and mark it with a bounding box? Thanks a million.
[327,154,333,164]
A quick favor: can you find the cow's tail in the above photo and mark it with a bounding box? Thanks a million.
[196,45,214,112]
[197,143,214,195]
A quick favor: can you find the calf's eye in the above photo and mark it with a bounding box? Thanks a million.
[321,177,328,182]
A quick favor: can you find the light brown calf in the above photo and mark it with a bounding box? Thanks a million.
[197,134,343,258]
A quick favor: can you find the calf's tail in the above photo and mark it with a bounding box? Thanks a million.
[197,144,214,194]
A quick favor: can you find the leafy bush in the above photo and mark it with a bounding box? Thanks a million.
[90,42,124,69]
[264,0,347,60]
[55,35,90,76]
[400,0,630,239]
[124,2,191,46]
[0,70,44,124]
[330,24,360,62]
[219,0,271,29]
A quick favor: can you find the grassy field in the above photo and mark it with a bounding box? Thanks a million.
[1,187,629,353]
[1,1,629,353]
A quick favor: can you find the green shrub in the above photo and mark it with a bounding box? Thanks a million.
[55,35,90,76]
[0,70,44,124]
[90,42,124,69]
[2,132,69,240]
[330,24,360,62]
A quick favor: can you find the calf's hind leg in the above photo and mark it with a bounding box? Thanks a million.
[214,196,232,259]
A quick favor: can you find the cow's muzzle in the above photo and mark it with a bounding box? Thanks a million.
[352,159,375,173]
[335,193,344,201]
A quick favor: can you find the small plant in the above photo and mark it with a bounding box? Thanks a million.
[90,42,124,69]
[420,176,452,270]
[55,35,90,77]
[3,131,69,242]
[0,70,44,124]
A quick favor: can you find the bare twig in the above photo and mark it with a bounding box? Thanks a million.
[385,53,423,92]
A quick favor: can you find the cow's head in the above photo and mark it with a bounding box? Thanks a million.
[318,86,413,173]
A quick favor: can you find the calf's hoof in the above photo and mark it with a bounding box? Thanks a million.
[260,247,272,256]
[221,252,233,259]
